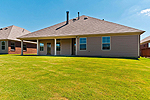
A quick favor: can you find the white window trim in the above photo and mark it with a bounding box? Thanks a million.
[79,37,87,51]
[101,36,111,51]
[148,43,150,48]
[11,41,15,51]
[1,41,5,51]
[56,39,61,52]
[40,43,44,52]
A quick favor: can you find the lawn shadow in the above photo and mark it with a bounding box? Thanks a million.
[0,54,8,55]
[15,54,139,60]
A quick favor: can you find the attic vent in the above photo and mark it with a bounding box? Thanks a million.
[84,17,88,20]
[73,18,76,22]
[5,28,8,30]
[0,28,2,30]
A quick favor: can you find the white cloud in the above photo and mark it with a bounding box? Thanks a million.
[140,8,150,16]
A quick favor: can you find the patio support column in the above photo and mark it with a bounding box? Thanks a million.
[21,40,23,55]
[54,38,56,55]
[37,39,39,55]
[76,37,78,55]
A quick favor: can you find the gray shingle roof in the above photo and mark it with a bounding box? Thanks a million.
[18,15,145,39]
[140,36,150,44]
[0,25,30,41]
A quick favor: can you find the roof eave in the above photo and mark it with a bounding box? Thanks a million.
[140,40,150,44]
[140,31,145,35]
[0,39,9,41]
[17,31,144,40]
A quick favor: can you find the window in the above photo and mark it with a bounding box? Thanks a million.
[11,42,15,51]
[23,43,27,51]
[56,39,61,51]
[40,43,44,51]
[1,41,5,50]
[80,38,87,50]
[148,43,150,48]
[102,36,110,50]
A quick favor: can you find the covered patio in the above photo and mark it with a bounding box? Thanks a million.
[20,37,78,56]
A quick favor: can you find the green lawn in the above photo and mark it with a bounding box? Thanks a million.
[0,54,150,100]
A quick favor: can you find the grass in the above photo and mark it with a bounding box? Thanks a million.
[0,54,150,99]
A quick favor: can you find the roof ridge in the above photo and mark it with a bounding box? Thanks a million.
[87,16,144,32]
[3,25,13,39]
[18,15,145,39]
[7,25,15,39]
[32,15,144,35]
[8,25,31,40]
[20,16,85,38]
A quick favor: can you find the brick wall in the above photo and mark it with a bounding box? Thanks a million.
[140,43,150,57]
[140,43,148,49]
[8,41,37,54]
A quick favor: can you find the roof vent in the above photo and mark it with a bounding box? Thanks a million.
[73,18,76,22]
[0,28,2,30]
[66,11,69,24]
[22,29,25,32]
[5,28,8,30]
[78,12,80,20]
[84,17,88,20]
[102,19,104,21]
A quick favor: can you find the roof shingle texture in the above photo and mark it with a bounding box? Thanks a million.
[140,36,150,44]
[0,25,30,41]
[19,15,144,38]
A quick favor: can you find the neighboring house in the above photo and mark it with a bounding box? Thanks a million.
[140,36,150,57]
[18,12,145,58]
[0,25,37,54]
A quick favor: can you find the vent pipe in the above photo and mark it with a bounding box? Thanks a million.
[78,12,80,20]
[66,11,69,24]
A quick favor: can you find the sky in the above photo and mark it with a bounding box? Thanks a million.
[0,0,150,40]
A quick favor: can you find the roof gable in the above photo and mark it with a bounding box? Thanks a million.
[0,25,30,41]
[0,26,13,40]
[141,36,150,44]
[18,15,145,39]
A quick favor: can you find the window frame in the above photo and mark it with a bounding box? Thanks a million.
[40,43,44,51]
[101,36,111,51]
[79,37,87,51]
[1,41,5,50]
[23,43,27,51]
[148,43,150,48]
[11,41,15,51]
[56,39,61,51]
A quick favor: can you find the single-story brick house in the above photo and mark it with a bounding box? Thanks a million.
[0,25,37,54]
[140,36,150,57]
[18,12,145,58]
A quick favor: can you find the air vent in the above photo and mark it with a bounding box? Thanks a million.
[5,28,8,30]
[84,17,88,20]
[73,18,76,22]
